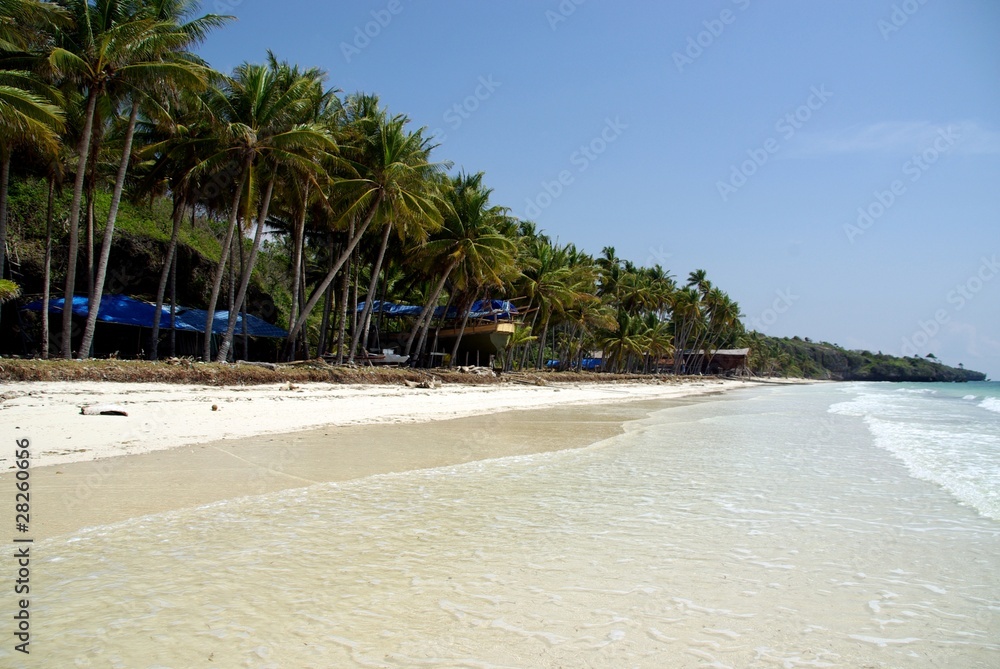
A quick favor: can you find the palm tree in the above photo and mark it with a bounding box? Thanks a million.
[0,69,63,288]
[0,0,67,51]
[0,0,66,298]
[39,150,66,358]
[347,109,444,362]
[500,323,535,371]
[642,312,673,373]
[596,309,645,373]
[48,0,224,357]
[74,1,228,359]
[282,80,341,358]
[517,239,578,369]
[669,286,702,374]
[285,104,445,358]
[563,293,614,371]
[186,57,335,362]
[687,268,710,296]
[209,57,337,363]
[137,87,210,359]
[412,171,517,362]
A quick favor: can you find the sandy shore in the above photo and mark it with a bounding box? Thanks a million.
[0,377,770,469]
[0,377,807,538]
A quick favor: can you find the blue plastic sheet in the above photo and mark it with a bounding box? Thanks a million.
[21,296,288,339]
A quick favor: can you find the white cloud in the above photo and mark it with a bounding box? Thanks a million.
[786,120,1000,157]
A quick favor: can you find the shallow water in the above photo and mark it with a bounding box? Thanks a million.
[14,384,1000,668]
[830,381,1000,520]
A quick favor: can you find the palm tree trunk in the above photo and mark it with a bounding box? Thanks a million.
[518,305,540,370]
[169,235,178,358]
[228,235,236,319]
[317,262,334,358]
[85,189,94,302]
[203,156,250,361]
[350,222,392,362]
[78,101,141,359]
[349,249,359,353]
[285,194,382,352]
[671,317,689,375]
[238,229,248,361]
[0,151,10,289]
[217,175,275,362]
[149,194,184,360]
[375,266,390,343]
[333,230,353,364]
[430,291,456,358]
[297,270,309,356]
[404,258,458,357]
[288,184,310,330]
[535,312,552,369]
[364,269,388,347]
[61,89,99,359]
[449,298,475,364]
[40,176,55,358]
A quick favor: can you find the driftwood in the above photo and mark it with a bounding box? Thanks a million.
[403,378,442,389]
[277,359,331,369]
[80,404,129,416]
[235,360,277,370]
[456,366,495,377]
[503,373,548,387]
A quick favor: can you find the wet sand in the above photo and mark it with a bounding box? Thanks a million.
[14,394,725,539]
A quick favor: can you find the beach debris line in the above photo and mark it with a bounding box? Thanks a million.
[80,404,129,416]
[403,379,442,389]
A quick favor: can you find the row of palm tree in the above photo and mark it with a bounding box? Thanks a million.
[0,1,749,372]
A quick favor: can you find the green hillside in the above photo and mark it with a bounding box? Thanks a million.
[749,334,987,382]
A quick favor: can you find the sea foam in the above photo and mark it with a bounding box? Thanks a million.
[979,397,1000,414]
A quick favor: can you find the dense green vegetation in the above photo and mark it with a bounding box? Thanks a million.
[749,334,987,382]
[0,2,987,382]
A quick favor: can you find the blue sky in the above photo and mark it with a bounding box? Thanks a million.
[197,0,1000,378]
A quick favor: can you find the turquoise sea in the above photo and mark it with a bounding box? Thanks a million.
[11,382,999,668]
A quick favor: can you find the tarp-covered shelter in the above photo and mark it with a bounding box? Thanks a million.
[356,299,520,365]
[21,295,287,359]
[358,299,518,321]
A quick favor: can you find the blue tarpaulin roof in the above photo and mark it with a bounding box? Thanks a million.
[21,295,288,339]
[358,299,517,321]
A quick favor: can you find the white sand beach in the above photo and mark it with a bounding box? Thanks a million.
[0,376,810,539]
[0,377,773,469]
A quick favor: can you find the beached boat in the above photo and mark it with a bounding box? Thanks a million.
[436,322,516,365]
